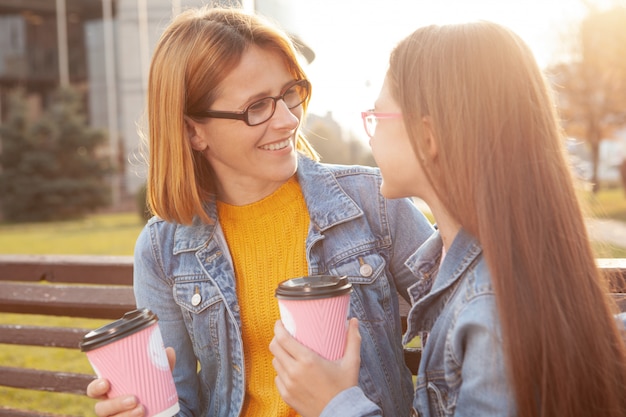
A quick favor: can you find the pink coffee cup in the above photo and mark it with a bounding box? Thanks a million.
[275,275,352,360]
[80,309,179,417]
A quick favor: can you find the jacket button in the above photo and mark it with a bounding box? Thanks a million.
[359,263,373,277]
[191,293,202,306]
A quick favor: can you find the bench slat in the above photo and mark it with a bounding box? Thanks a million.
[0,281,136,319]
[403,350,421,375]
[612,293,626,312]
[0,254,133,285]
[0,324,91,348]
[0,366,94,394]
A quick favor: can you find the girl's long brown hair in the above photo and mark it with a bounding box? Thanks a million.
[388,21,626,417]
[145,6,318,225]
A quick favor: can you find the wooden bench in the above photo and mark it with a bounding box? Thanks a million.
[0,254,135,417]
[1,254,625,417]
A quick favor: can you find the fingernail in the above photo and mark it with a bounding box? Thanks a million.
[130,405,145,417]
[122,396,138,407]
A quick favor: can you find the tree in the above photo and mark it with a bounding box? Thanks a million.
[551,4,626,192]
[0,87,112,222]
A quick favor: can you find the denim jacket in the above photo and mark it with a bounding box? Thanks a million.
[321,228,516,417]
[133,155,435,417]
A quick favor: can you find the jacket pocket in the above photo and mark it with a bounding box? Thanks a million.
[426,381,455,417]
[329,252,391,321]
[173,277,230,355]
[174,277,223,314]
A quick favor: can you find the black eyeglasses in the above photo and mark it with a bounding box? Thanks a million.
[190,79,310,126]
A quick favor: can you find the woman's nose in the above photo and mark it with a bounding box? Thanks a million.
[270,99,300,129]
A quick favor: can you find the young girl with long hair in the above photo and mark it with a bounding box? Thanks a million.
[271,21,626,417]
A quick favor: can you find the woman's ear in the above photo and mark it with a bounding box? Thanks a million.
[421,116,438,160]
[184,116,208,151]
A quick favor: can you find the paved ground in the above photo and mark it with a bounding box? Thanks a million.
[585,218,626,249]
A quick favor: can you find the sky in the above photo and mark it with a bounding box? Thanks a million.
[256,0,619,142]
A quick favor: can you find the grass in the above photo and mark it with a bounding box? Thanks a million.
[0,187,624,415]
[592,241,626,258]
[582,187,626,222]
[0,212,145,255]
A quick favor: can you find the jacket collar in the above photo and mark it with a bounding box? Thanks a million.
[172,154,363,253]
[404,228,483,341]
[296,155,363,231]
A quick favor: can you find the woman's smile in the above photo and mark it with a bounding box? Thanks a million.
[259,138,292,151]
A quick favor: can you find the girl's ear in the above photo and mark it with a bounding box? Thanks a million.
[184,116,208,151]
[421,116,438,160]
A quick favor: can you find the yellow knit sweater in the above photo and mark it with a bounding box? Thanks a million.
[216,176,308,416]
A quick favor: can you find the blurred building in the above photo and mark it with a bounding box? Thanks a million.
[0,0,324,207]
[0,0,243,207]
[0,1,102,90]
[0,0,322,207]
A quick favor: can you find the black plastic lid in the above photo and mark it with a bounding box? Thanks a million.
[275,275,352,300]
[79,308,158,352]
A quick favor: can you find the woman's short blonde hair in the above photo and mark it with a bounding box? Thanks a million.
[145,6,318,225]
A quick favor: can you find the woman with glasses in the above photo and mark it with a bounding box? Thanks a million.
[271,21,626,417]
[86,6,434,417]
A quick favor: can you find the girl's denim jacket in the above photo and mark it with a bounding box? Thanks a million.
[321,228,517,417]
[133,155,435,417]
